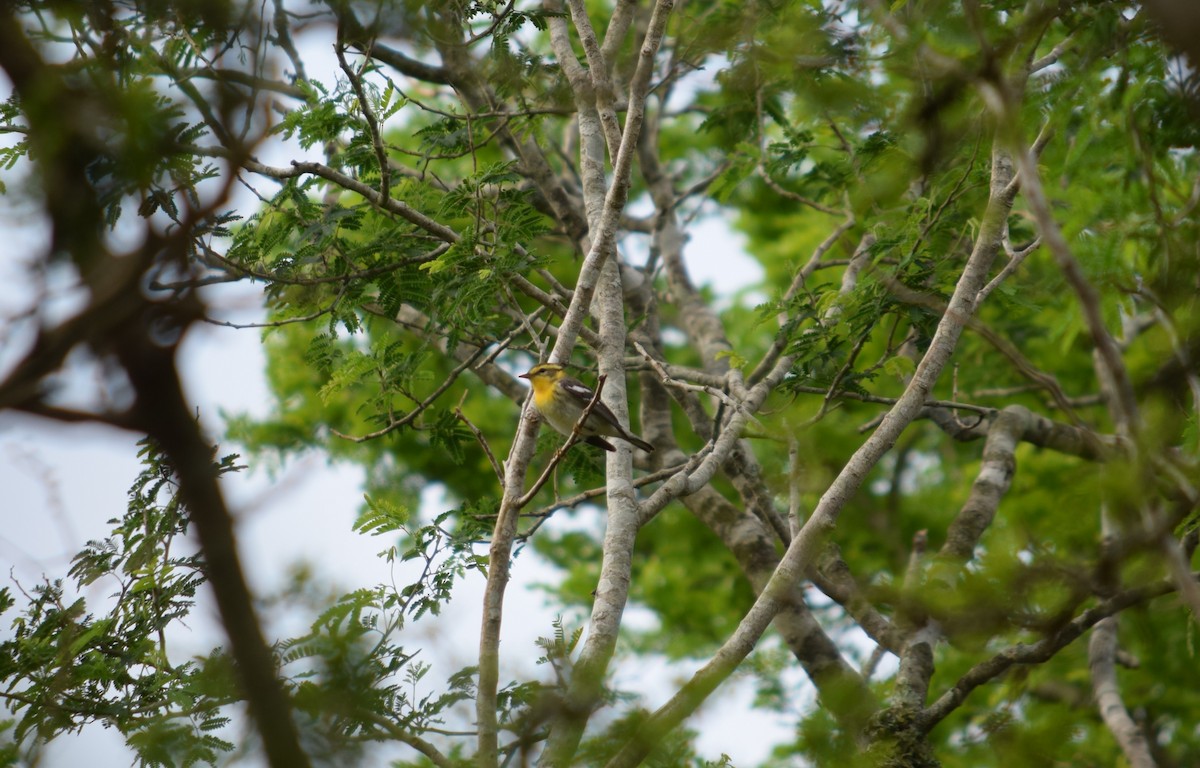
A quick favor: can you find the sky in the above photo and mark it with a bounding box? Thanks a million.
[0,16,824,767]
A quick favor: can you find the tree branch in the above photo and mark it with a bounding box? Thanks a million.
[921,578,1180,730]
[1089,617,1157,768]
[611,144,1018,767]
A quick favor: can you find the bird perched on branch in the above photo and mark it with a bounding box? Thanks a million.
[519,363,654,453]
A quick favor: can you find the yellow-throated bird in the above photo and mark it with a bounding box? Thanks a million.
[519,363,654,453]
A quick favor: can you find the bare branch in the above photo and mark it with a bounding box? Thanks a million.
[939,407,1027,561]
[565,0,622,158]
[922,578,1181,730]
[1089,617,1158,768]
[976,235,1041,305]
[456,404,505,485]
[478,4,676,760]
[1030,32,1075,74]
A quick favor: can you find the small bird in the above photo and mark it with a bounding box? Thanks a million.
[519,363,654,453]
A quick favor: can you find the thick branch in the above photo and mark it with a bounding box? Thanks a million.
[476,4,675,765]
[611,145,1018,767]
[1089,617,1157,768]
[682,487,877,733]
[336,9,453,84]
[117,333,312,768]
[538,263,640,767]
[565,0,622,158]
[939,406,1028,561]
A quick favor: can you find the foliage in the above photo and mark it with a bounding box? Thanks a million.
[2,0,1200,767]
[0,439,239,767]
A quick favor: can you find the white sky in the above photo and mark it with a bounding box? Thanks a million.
[0,16,835,767]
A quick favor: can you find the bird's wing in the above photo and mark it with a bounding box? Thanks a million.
[560,376,625,430]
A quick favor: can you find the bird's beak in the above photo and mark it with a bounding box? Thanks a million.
[518,372,530,379]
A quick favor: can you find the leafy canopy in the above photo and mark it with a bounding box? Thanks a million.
[2,1,1199,767]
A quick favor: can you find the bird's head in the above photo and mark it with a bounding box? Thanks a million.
[519,363,565,382]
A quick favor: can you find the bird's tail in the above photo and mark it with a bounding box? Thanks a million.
[624,432,654,453]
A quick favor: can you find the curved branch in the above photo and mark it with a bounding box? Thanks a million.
[939,406,1027,561]
[1089,617,1157,768]
[921,578,1180,731]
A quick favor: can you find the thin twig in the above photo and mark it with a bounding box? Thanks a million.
[634,340,738,411]
[515,462,686,541]
[976,235,1041,305]
[920,575,1183,731]
[456,402,504,485]
[332,338,502,443]
[749,224,864,386]
[335,28,391,203]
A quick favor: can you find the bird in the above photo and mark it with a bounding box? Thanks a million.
[519,363,654,453]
